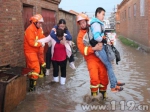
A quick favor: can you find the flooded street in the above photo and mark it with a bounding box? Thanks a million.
[12,39,150,112]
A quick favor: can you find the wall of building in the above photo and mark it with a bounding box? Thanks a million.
[0,0,60,66]
[109,12,116,29]
[116,0,150,51]
[148,0,150,49]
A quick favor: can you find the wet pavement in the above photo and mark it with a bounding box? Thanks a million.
[12,39,150,112]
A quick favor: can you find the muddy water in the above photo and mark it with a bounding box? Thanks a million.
[12,39,150,112]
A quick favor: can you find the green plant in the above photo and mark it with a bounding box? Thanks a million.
[118,36,139,48]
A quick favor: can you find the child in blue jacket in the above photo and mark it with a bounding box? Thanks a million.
[90,7,125,92]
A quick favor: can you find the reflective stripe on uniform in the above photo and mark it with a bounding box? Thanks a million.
[34,42,38,46]
[90,84,104,88]
[41,62,46,67]
[28,72,39,76]
[99,84,104,88]
[34,36,39,46]
[32,72,39,76]
[36,36,38,40]
[84,47,88,56]
[90,84,99,88]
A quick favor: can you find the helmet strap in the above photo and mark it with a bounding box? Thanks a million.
[34,22,40,29]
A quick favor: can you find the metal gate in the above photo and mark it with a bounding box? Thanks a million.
[22,5,33,30]
[42,9,56,36]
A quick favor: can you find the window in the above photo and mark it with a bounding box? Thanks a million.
[140,0,145,16]
[134,4,136,16]
[128,7,131,18]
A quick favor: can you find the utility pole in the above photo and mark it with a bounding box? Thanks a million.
[113,5,117,30]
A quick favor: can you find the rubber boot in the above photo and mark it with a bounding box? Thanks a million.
[91,91,100,102]
[99,91,107,100]
[29,79,36,92]
[39,66,44,78]
[91,92,98,97]
[60,77,66,85]
[42,66,46,76]
[52,76,59,82]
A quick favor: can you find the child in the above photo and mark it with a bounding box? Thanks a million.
[89,7,125,92]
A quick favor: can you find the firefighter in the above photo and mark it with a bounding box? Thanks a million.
[76,13,109,100]
[24,14,46,91]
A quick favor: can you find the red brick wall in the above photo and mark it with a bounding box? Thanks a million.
[0,0,24,67]
[148,0,150,47]
[116,0,150,49]
[0,0,60,67]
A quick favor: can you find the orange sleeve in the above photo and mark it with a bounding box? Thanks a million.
[25,29,42,47]
[77,31,94,56]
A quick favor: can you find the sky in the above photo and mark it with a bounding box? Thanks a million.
[59,0,123,18]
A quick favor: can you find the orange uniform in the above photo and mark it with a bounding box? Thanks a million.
[77,29,108,93]
[24,23,45,80]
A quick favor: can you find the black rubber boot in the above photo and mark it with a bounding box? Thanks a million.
[29,79,36,92]
[90,91,101,102]
[39,66,44,78]
[99,91,107,100]
[91,92,98,96]
[39,65,46,78]
[42,66,46,76]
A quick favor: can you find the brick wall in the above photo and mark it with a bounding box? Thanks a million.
[0,0,24,67]
[116,0,150,50]
[148,0,150,48]
[0,0,60,67]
